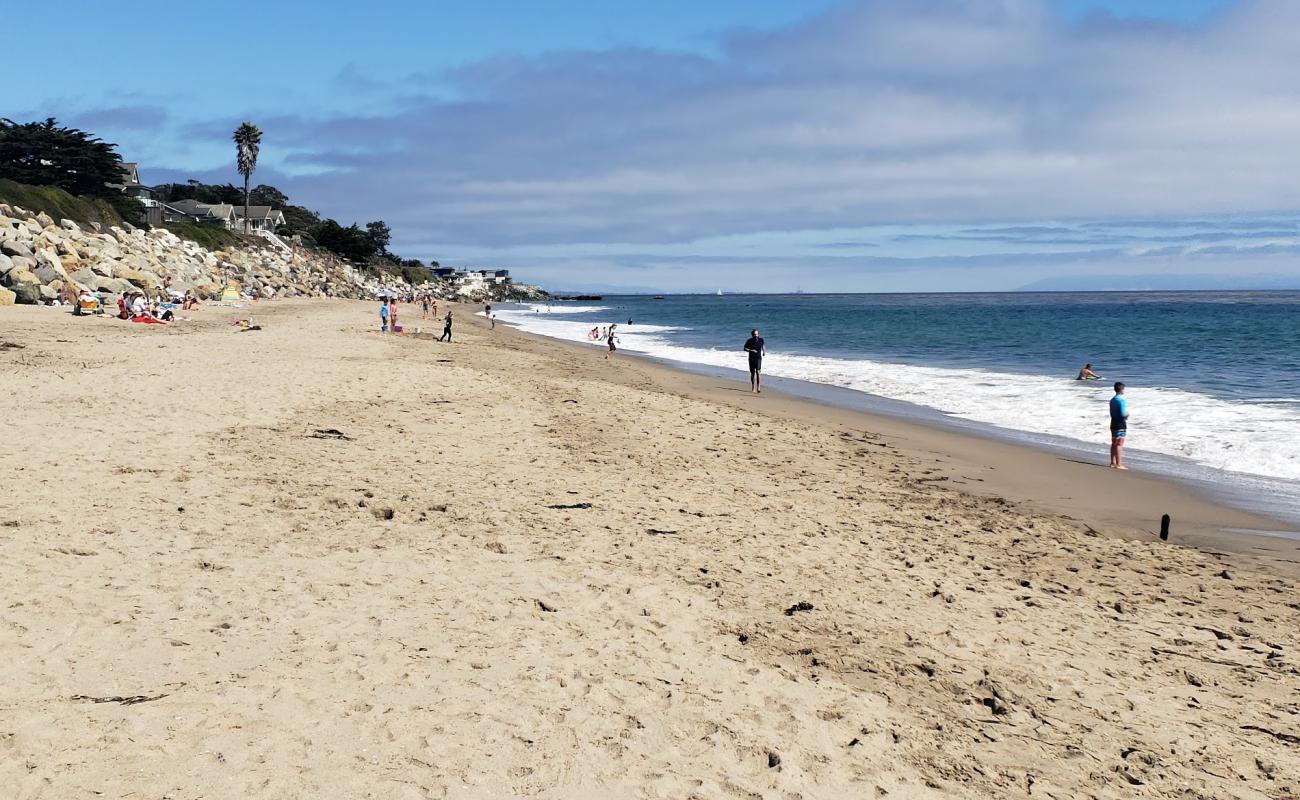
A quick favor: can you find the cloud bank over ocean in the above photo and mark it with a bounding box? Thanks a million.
[18,0,1300,290]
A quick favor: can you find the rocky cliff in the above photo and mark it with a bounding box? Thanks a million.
[0,203,400,306]
[0,202,548,306]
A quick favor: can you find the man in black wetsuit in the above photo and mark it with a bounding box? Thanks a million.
[439,312,453,342]
[744,328,765,394]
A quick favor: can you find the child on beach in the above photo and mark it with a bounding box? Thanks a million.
[1109,382,1129,470]
[380,299,390,332]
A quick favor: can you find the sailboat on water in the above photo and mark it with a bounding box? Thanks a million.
[716,289,723,296]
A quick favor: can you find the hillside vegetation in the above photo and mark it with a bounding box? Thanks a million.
[161,219,247,250]
[0,179,124,229]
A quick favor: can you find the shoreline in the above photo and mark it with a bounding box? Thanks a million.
[488,309,1300,578]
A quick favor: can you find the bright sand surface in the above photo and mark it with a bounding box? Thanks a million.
[2,299,1298,799]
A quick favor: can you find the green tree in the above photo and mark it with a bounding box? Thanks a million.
[249,184,289,207]
[232,121,262,233]
[313,219,377,262]
[281,203,321,235]
[157,180,242,205]
[0,118,125,197]
[364,220,392,256]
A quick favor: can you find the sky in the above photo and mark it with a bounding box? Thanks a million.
[10,0,1300,292]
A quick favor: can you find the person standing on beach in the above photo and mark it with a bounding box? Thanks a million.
[422,296,430,320]
[744,329,766,393]
[379,298,390,332]
[605,324,617,359]
[1109,382,1129,470]
[440,311,453,342]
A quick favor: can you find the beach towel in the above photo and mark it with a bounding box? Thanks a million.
[131,315,166,325]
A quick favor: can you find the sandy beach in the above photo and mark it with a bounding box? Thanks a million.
[2,299,1298,799]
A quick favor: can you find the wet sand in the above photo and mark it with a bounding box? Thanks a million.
[2,299,1297,799]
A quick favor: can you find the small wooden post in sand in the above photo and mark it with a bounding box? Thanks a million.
[1160,514,1171,541]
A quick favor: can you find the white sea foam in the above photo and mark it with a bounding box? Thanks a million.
[496,308,1300,483]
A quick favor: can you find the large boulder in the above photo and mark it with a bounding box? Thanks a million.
[69,267,99,287]
[114,266,149,286]
[59,219,80,233]
[33,250,68,284]
[0,253,12,276]
[5,269,42,304]
[2,266,38,288]
[1,239,33,259]
[0,286,14,305]
[34,211,54,228]
[7,255,34,274]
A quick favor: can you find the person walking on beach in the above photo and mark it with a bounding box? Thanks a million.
[1109,381,1129,470]
[379,298,390,332]
[439,311,453,342]
[605,324,617,359]
[744,328,765,393]
[422,295,430,320]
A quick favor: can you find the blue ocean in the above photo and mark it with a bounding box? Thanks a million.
[497,292,1300,521]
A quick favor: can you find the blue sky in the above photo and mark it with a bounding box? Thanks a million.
[11,0,1300,291]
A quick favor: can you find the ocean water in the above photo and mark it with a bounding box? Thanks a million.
[496,292,1300,520]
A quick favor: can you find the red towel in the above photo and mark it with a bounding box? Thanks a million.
[131,315,167,324]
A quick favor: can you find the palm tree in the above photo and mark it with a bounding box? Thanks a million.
[232,122,262,234]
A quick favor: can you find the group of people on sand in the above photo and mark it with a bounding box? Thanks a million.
[103,283,197,324]
[380,296,453,341]
[67,278,197,322]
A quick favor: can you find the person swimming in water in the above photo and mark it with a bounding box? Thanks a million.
[1078,363,1101,380]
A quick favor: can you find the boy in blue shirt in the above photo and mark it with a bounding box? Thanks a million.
[379,299,390,332]
[1109,382,1128,470]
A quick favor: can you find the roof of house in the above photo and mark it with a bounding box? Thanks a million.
[164,199,236,220]
[233,206,285,220]
[108,162,146,190]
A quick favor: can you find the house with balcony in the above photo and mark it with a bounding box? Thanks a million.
[108,162,165,224]
[109,162,157,206]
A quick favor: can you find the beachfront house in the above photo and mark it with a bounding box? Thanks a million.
[458,269,510,287]
[108,162,164,224]
[162,198,240,230]
[109,163,157,205]
[234,206,287,232]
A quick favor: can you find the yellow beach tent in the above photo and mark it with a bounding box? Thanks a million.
[221,285,241,302]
